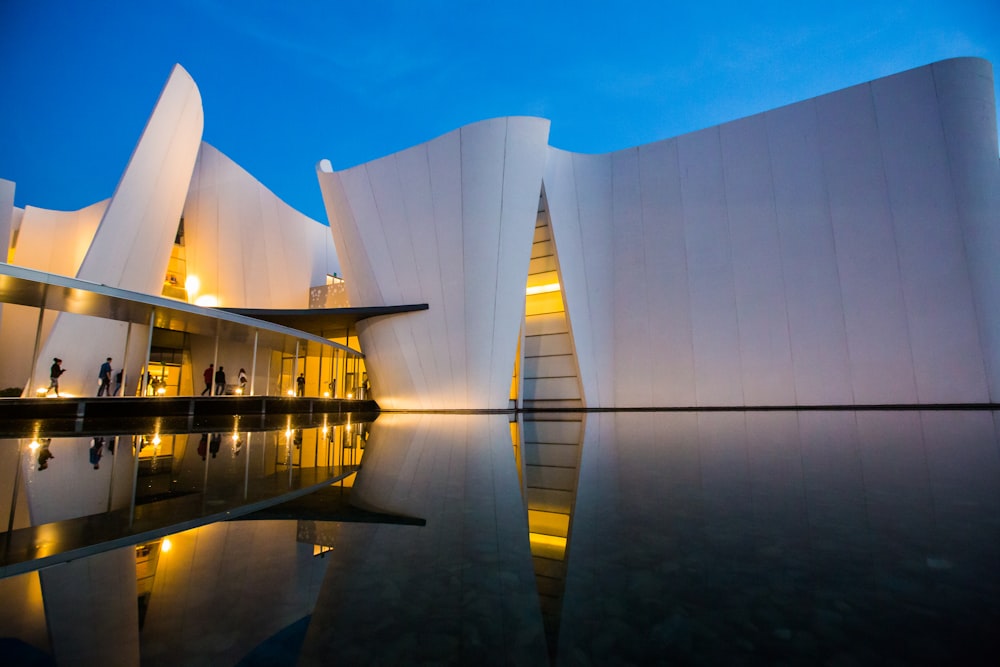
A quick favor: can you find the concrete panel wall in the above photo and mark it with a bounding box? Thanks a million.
[184,143,337,310]
[544,57,998,407]
[934,58,1000,401]
[76,64,203,293]
[0,199,107,388]
[320,117,550,409]
[543,149,614,408]
[30,64,204,398]
[11,200,107,276]
[766,100,854,404]
[0,178,14,260]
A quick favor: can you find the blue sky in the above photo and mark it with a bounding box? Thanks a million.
[1,1,997,223]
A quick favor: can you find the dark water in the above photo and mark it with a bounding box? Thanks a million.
[2,410,999,665]
[555,410,1000,665]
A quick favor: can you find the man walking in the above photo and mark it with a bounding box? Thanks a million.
[48,358,65,397]
[201,364,214,396]
[97,357,112,396]
[214,366,226,396]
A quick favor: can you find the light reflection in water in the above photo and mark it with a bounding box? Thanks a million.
[0,410,997,665]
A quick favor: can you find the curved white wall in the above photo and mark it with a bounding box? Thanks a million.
[0,198,108,388]
[77,64,204,292]
[30,64,204,401]
[184,143,338,309]
[935,58,1000,401]
[319,117,551,409]
[10,199,109,275]
[546,57,996,407]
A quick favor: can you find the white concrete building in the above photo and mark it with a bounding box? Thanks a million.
[320,57,1000,410]
[2,58,998,410]
[0,65,343,399]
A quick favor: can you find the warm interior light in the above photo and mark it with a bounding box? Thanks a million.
[287,389,295,396]
[156,387,166,395]
[232,432,239,442]
[235,387,243,395]
[346,423,351,432]
[347,393,353,399]
[35,387,47,396]
[321,425,329,435]
[529,532,567,559]
[323,391,330,397]
[161,538,172,553]
[194,294,219,307]
[29,439,40,451]
[151,434,161,446]
[185,275,200,296]
[285,429,292,439]
[525,282,560,295]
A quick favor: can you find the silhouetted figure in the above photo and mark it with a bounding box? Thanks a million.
[97,357,112,396]
[201,364,214,396]
[37,440,54,470]
[209,433,222,458]
[198,433,208,461]
[113,369,123,396]
[90,437,104,469]
[215,367,226,396]
[48,358,65,397]
[296,373,305,396]
[239,368,248,393]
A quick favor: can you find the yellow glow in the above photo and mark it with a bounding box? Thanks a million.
[287,389,295,396]
[35,387,47,395]
[29,439,40,451]
[347,392,353,399]
[525,282,560,295]
[194,294,219,307]
[346,423,351,432]
[529,532,567,560]
[161,538,172,553]
[323,391,330,397]
[235,387,243,395]
[285,429,292,439]
[152,434,161,446]
[321,425,329,435]
[156,387,166,395]
[185,275,200,296]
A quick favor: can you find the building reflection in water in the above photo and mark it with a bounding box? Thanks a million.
[517,412,585,661]
[0,410,998,665]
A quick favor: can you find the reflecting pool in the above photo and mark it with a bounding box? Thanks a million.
[1,410,999,665]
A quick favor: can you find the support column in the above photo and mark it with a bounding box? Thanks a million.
[26,284,48,396]
[249,329,259,396]
[140,310,155,397]
[118,322,132,397]
[211,321,220,396]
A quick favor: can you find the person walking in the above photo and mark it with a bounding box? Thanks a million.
[238,368,248,394]
[97,357,112,396]
[48,358,65,397]
[201,364,214,396]
[214,366,226,396]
